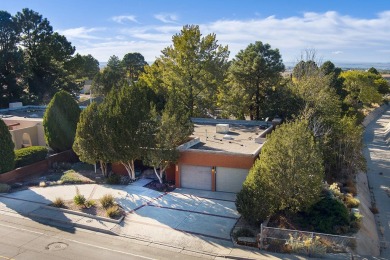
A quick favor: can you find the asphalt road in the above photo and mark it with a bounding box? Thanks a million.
[0,214,203,260]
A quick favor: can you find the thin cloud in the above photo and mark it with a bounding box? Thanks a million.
[68,11,390,62]
[60,27,105,40]
[154,13,178,24]
[112,15,138,24]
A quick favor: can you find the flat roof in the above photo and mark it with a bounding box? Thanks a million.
[186,118,271,155]
[0,106,46,118]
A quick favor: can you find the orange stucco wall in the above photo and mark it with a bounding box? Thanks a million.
[112,151,257,190]
[178,150,255,169]
[112,163,127,175]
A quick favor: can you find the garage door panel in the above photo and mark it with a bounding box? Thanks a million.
[181,165,212,190]
[216,167,249,193]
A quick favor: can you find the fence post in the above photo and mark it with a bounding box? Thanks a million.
[259,223,263,249]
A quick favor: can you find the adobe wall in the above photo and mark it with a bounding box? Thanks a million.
[0,150,79,183]
[10,126,38,149]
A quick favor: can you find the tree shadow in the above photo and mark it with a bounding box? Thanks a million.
[0,187,77,233]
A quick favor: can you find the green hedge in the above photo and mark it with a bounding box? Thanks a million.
[15,146,48,168]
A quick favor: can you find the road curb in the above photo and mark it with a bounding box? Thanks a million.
[41,205,124,224]
[28,212,119,236]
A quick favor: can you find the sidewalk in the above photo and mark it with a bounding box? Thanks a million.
[363,107,390,258]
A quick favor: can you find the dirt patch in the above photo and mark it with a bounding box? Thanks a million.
[145,179,176,192]
[231,217,259,248]
[9,163,105,192]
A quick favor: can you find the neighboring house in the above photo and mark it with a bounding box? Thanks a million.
[81,80,93,94]
[3,117,45,149]
[1,103,46,149]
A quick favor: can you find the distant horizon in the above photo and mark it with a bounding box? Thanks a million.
[98,61,390,70]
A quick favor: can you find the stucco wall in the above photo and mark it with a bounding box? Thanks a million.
[4,118,46,150]
[178,150,255,169]
[0,150,78,183]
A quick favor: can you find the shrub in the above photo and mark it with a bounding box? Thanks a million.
[232,228,255,240]
[286,234,327,257]
[73,187,86,206]
[344,195,360,208]
[106,173,121,185]
[106,205,121,218]
[71,162,94,171]
[295,197,350,234]
[100,194,115,209]
[329,183,343,200]
[52,197,65,208]
[0,119,15,173]
[236,185,272,224]
[43,90,81,152]
[350,212,363,230]
[14,146,48,168]
[344,179,357,196]
[0,183,11,193]
[85,199,96,208]
[60,170,86,184]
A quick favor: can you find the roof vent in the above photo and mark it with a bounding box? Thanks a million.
[223,134,234,140]
[216,124,229,134]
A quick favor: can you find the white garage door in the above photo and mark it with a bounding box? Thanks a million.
[216,167,249,193]
[181,165,212,190]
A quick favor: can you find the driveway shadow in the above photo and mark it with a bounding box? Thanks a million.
[0,187,78,233]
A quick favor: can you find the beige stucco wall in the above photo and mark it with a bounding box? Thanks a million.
[4,117,46,150]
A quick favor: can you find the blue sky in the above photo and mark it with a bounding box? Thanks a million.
[2,0,390,63]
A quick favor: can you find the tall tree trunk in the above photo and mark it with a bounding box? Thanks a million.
[255,89,260,120]
[153,167,163,184]
[121,160,135,180]
[100,160,108,177]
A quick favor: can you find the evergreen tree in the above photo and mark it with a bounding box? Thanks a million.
[237,120,324,223]
[222,41,284,120]
[101,83,152,179]
[43,90,80,152]
[140,25,229,117]
[0,11,25,107]
[145,97,193,183]
[73,102,110,176]
[0,119,15,173]
[121,52,148,82]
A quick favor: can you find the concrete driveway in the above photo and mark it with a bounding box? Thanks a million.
[0,179,241,255]
[124,187,238,238]
[115,183,240,254]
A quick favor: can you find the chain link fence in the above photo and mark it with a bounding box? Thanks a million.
[259,225,356,255]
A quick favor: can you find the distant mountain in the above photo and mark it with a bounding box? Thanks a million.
[284,61,390,71]
[100,61,390,71]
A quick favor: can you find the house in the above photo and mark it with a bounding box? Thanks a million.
[0,104,46,149]
[172,118,276,193]
[113,118,279,193]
